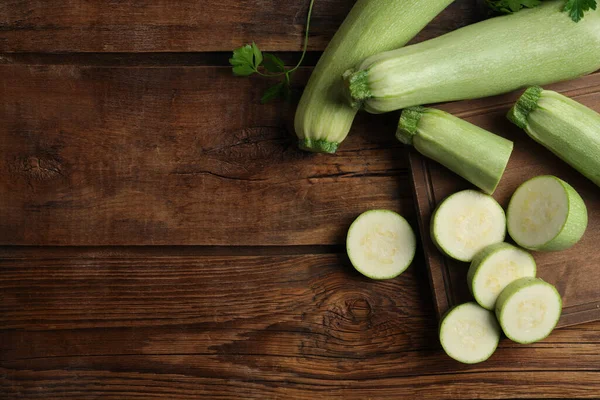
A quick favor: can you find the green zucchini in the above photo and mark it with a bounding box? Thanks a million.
[294,0,454,153]
[467,243,537,310]
[507,175,588,251]
[495,277,562,344]
[431,190,506,262]
[508,86,600,187]
[397,106,513,194]
[439,302,501,364]
[344,1,600,114]
[346,210,417,280]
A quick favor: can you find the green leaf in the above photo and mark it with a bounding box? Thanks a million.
[487,0,596,20]
[485,0,513,13]
[507,0,523,12]
[261,83,284,104]
[232,64,256,77]
[485,0,541,14]
[564,0,597,22]
[230,0,315,105]
[230,44,254,67]
[263,53,286,73]
[251,42,263,68]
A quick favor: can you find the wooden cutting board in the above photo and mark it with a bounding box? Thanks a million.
[410,72,600,328]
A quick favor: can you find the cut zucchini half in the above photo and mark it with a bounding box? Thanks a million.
[495,277,562,344]
[439,302,501,364]
[346,210,417,280]
[468,243,537,310]
[507,175,588,251]
[431,190,506,262]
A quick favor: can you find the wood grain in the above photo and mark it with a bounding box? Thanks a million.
[0,64,410,246]
[0,0,478,53]
[1,248,600,399]
[410,72,600,326]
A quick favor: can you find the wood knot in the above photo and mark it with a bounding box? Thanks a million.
[347,297,372,321]
[12,155,64,183]
[322,293,375,336]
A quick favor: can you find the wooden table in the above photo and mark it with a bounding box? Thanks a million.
[1,1,599,398]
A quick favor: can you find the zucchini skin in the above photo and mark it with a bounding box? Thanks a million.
[345,1,600,114]
[508,87,600,188]
[294,0,454,153]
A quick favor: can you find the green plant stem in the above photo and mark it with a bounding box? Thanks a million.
[288,0,315,74]
[254,0,315,78]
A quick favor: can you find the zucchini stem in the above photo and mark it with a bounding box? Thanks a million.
[396,106,426,145]
[343,69,372,109]
[507,86,543,129]
[298,138,339,154]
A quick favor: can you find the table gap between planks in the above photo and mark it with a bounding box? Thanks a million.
[1,1,599,399]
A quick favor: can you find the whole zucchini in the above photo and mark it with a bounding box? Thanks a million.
[508,86,600,187]
[294,0,454,153]
[344,1,600,114]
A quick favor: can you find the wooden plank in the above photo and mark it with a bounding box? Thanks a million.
[410,72,600,326]
[0,0,478,53]
[0,64,410,246]
[2,369,600,399]
[1,249,599,399]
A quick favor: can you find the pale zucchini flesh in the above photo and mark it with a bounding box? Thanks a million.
[431,190,506,262]
[507,175,588,251]
[294,0,454,153]
[468,243,537,310]
[397,107,513,195]
[346,210,416,280]
[344,1,600,114]
[439,302,501,364]
[495,277,562,344]
[508,86,600,188]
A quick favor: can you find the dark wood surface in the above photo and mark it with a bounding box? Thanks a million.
[411,72,600,328]
[0,0,477,52]
[2,1,600,398]
[0,65,409,246]
[2,247,600,399]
